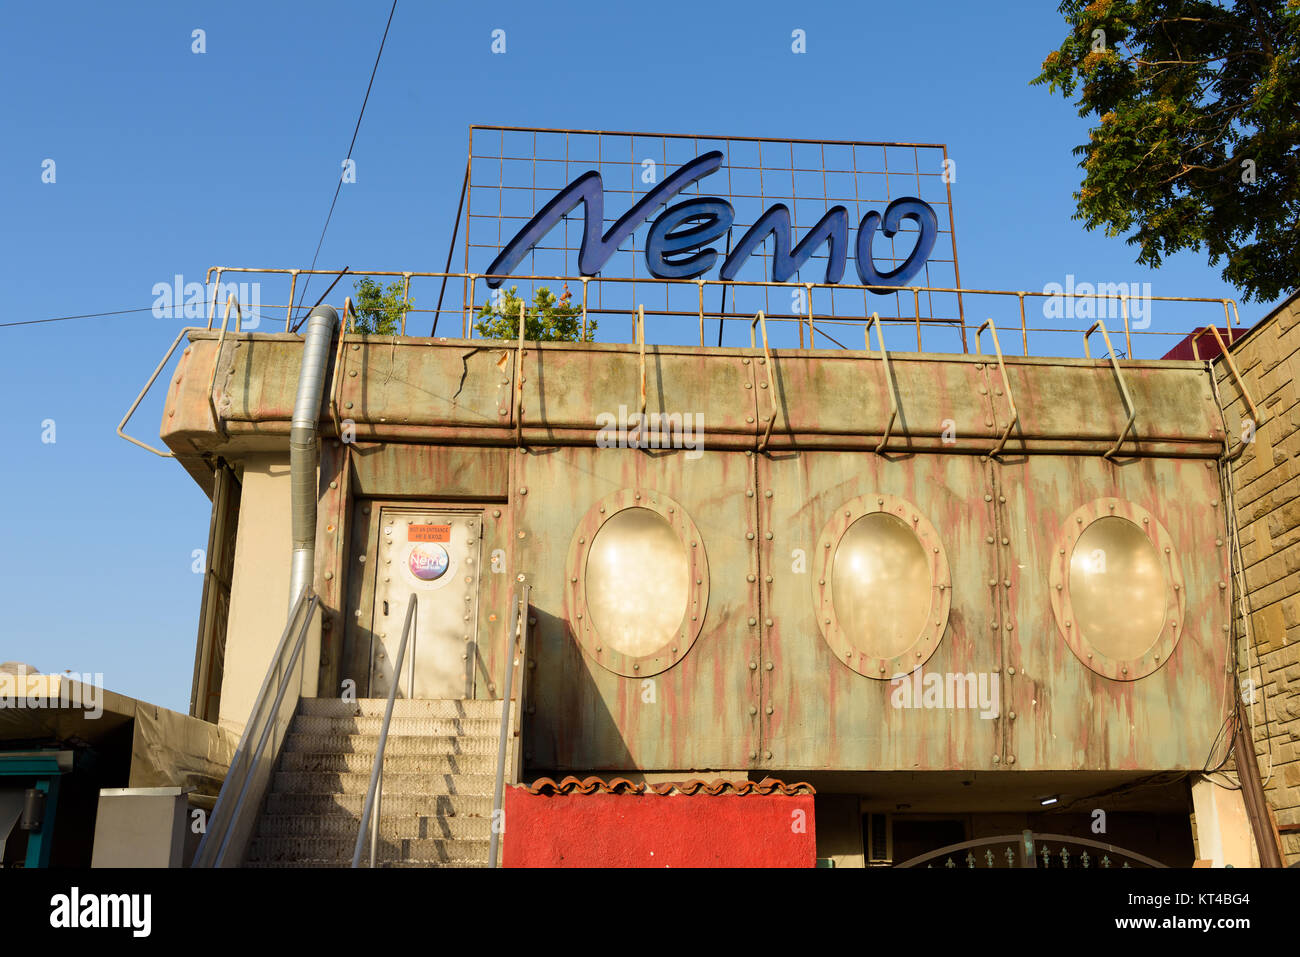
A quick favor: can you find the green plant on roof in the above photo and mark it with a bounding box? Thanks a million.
[474,284,594,342]
[350,278,409,335]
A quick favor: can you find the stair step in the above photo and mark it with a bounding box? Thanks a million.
[298,698,507,720]
[278,751,498,775]
[291,715,501,737]
[246,836,490,865]
[257,814,491,841]
[272,770,497,796]
[283,733,504,757]
[265,792,496,819]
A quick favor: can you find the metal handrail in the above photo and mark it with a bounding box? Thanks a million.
[1083,319,1138,460]
[865,312,898,454]
[202,265,1242,348]
[489,583,530,868]
[192,589,319,867]
[352,595,418,868]
[206,294,242,440]
[975,318,1020,459]
[749,311,777,451]
[1193,325,1264,428]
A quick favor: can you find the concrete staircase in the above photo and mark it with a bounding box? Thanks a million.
[244,698,511,867]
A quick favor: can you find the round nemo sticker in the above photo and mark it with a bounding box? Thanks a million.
[408,543,450,582]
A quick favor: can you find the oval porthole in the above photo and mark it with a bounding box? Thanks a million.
[586,508,690,658]
[1051,500,1184,680]
[566,490,709,677]
[831,513,933,661]
[813,494,950,678]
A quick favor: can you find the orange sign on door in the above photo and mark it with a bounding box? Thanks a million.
[409,524,452,543]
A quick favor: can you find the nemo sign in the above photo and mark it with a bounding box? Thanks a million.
[484,151,938,293]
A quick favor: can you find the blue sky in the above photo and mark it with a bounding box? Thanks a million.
[0,1,1281,712]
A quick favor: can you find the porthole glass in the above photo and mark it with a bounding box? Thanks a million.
[1069,516,1166,661]
[831,513,933,660]
[1050,499,1184,681]
[584,507,690,658]
[813,494,950,678]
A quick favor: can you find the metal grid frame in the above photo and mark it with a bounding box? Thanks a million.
[464,125,964,347]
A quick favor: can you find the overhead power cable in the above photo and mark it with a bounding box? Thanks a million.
[291,0,399,328]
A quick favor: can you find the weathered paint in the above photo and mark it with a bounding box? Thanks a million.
[502,789,816,867]
[518,445,760,771]
[156,329,1235,774]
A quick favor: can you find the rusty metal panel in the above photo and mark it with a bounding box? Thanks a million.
[757,449,1003,771]
[519,343,759,441]
[997,360,1225,450]
[348,443,510,499]
[517,445,760,771]
[334,336,508,429]
[998,456,1232,770]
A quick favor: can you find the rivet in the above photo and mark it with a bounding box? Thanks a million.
[517,531,525,539]
[1008,755,1016,765]
[1003,579,1011,587]
[765,490,773,498]
[1216,538,1223,546]
[1122,667,1128,675]
[1212,500,1219,508]
[634,492,641,499]
[746,416,754,423]
[879,665,886,673]
[765,532,773,540]
[991,623,998,631]
[1006,623,1013,631]
[748,618,757,626]
[1001,538,1009,545]
[746,532,754,540]
[570,577,577,583]
[765,618,773,627]
[519,487,528,495]
[1007,667,1015,676]
[819,579,825,585]
[877,498,884,505]
[766,706,773,715]
[358,555,366,563]
[1142,517,1149,524]
[324,571,333,580]
[998,496,1005,504]
[329,481,337,489]
[1059,548,1065,555]
[1218,582,1225,589]
[992,755,1000,764]
[989,579,997,587]
[765,575,772,583]
[746,489,754,497]
[345,402,353,409]
[749,661,757,670]
[633,664,639,671]
[987,537,995,544]
[749,751,757,759]
[1076,517,1083,523]
[749,706,758,715]
[984,494,992,502]
[764,751,772,760]
[1009,711,1016,720]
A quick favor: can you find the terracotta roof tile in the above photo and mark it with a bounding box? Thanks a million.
[521,775,814,796]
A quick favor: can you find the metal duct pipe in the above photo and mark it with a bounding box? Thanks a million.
[289,304,339,612]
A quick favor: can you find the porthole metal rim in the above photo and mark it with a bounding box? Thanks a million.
[1049,497,1185,682]
[812,493,951,679]
[566,488,710,678]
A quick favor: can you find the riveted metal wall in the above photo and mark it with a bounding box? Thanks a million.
[998,456,1232,770]
[517,445,760,771]
[756,450,1003,770]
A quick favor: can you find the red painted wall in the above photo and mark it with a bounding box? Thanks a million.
[502,790,816,867]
